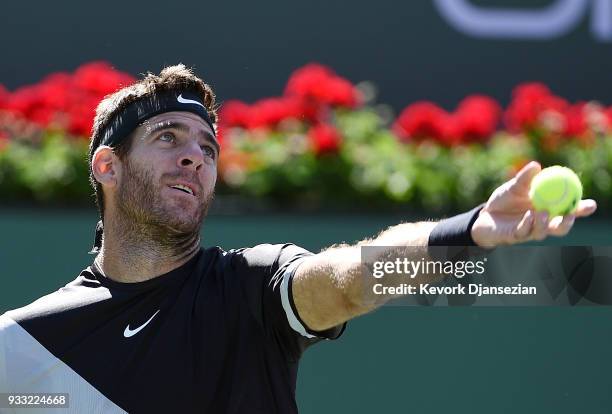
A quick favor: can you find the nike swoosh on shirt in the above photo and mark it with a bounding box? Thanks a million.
[123,310,160,338]
[177,94,206,109]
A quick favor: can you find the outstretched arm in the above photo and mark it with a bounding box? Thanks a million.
[292,161,598,331]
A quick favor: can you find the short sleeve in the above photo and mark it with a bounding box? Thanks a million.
[229,243,345,360]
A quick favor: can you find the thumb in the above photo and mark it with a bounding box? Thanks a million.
[508,161,542,195]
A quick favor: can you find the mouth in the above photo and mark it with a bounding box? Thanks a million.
[169,183,196,197]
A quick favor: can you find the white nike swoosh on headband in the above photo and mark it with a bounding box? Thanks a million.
[177,94,206,109]
[123,310,160,338]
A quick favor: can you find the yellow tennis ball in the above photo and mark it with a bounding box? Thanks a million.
[529,166,582,217]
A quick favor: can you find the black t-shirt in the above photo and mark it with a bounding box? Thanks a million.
[0,243,345,413]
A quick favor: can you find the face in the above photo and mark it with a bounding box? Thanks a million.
[113,111,218,236]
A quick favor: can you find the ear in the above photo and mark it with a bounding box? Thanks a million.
[92,146,120,189]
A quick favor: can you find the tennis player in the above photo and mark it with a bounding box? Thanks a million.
[0,65,597,413]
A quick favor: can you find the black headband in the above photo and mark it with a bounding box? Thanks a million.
[99,89,215,148]
[89,89,215,254]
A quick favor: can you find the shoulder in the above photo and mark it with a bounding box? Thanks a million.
[223,243,314,269]
[4,269,108,325]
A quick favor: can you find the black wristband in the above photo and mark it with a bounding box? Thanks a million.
[428,203,485,247]
[427,203,486,263]
[426,204,488,306]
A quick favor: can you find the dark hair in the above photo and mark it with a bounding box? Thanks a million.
[87,64,218,220]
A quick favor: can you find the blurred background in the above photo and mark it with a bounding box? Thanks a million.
[1,0,612,412]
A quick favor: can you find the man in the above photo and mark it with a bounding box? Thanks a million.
[0,65,597,413]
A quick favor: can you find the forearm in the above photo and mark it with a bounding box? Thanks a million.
[347,205,484,313]
[343,220,440,314]
[293,220,439,330]
[294,205,485,331]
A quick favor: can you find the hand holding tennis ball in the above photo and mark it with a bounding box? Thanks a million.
[528,166,582,217]
[471,161,597,248]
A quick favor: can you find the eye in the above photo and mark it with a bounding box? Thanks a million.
[202,145,217,159]
[159,132,175,143]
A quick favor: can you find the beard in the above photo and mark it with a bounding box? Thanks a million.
[115,157,214,252]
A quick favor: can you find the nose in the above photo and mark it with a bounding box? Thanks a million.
[177,140,204,171]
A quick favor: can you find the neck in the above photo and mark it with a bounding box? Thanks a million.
[94,213,201,283]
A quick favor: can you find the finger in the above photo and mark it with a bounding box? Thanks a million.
[529,211,549,241]
[574,199,597,217]
[508,161,542,195]
[513,210,534,241]
[548,214,575,237]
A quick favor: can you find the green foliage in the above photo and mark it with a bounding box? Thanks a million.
[0,133,91,205]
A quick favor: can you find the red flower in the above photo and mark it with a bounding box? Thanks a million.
[308,123,342,155]
[66,94,100,137]
[393,102,451,144]
[320,77,360,107]
[6,75,76,130]
[285,63,361,108]
[219,100,251,129]
[0,84,8,109]
[5,85,40,117]
[513,82,551,102]
[562,102,588,137]
[247,97,293,129]
[72,61,135,96]
[219,96,322,132]
[247,96,319,129]
[285,63,332,98]
[2,62,134,136]
[505,82,568,132]
[449,95,501,143]
[604,106,612,131]
[294,98,321,123]
[5,85,60,127]
[38,73,72,112]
